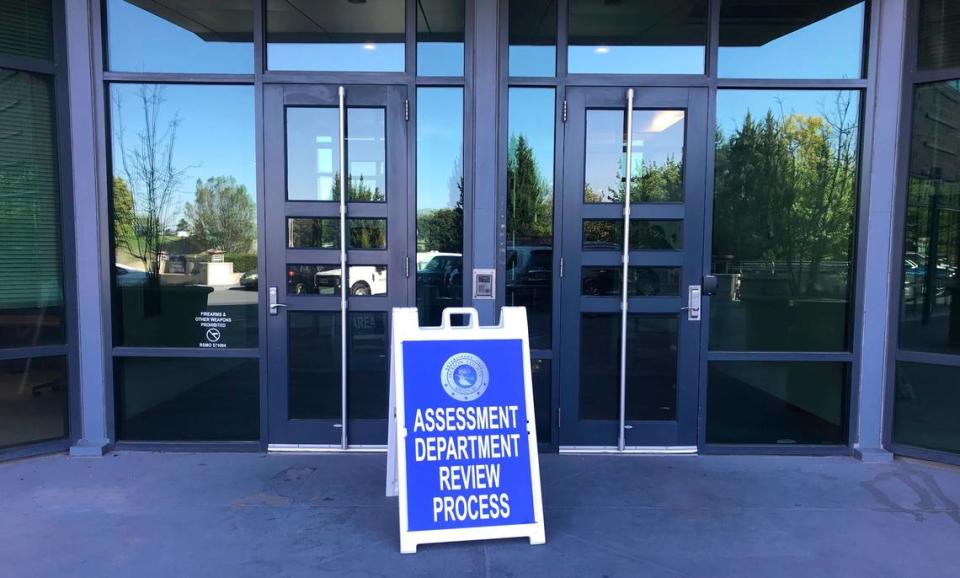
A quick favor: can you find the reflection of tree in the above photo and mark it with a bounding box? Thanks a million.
[417,155,464,253]
[507,134,552,245]
[329,171,385,201]
[183,176,256,253]
[113,85,186,283]
[585,157,683,203]
[713,94,858,295]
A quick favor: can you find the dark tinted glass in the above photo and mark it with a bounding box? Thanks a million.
[267,0,405,72]
[347,312,388,421]
[707,361,849,445]
[583,220,683,251]
[893,362,960,453]
[712,90,860,351]
[0,0,53,60]
[0,69,65,348]
[579,314,678,421]
[531,359,552,443]
[581,267,681,297]
[584,110,685,203]
[349,219,387,249]
[287,264,341,296]
[509,0,557,76]
[106,0,253,73]
[0,356,67,448]
[507,88,555,350]
[287,107,339,201]
[719,1,865,79]
[115,357,259,441]
[417,0,464,76]
[568,0,706,74]
[899,80,960,355]
[288,311,340,420]
[416,88,463,326]
[288,218,339,249]
[110,84,257,348]
[918,0,960,71]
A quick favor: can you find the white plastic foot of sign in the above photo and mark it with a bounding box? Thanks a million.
[400,539,418,554]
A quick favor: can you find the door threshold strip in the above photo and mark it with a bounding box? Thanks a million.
[268,444,387,454]
[559,446,698,455]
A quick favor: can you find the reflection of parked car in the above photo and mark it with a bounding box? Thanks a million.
[115,264,149,287]
[506,246,551,289]
[240,270,258,290]
[416,252,462,298]
[903,253,955,301]
[287,266,318,295]
[316,266,387,296]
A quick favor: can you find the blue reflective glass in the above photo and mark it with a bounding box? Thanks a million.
[417,0,464,76]
[106,0,253,73]
[509,0,557,77]
[719,0,865,79]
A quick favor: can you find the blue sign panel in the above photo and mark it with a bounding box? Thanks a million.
[402,338,535,532]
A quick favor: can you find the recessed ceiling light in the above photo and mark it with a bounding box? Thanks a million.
[595,46,610,54]
[362,43,376,50]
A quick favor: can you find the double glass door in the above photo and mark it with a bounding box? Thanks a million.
[558,87,707,449]
[265,85,408,447]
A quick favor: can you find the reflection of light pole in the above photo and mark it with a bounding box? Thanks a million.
[922,168,942,325]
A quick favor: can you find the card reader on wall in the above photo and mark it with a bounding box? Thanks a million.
[472,269,495,299]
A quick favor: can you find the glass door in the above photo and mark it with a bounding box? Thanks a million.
[265,84,408,448]
[559,87,707,449]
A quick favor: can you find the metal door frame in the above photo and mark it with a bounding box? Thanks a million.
[264,83,409,449]
[557,85,708,451]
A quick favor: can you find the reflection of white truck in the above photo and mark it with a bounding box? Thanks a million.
[316,266,388,296]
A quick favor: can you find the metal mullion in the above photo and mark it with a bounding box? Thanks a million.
[348,252,390,266]
[896,350,960,368]
[706,351,854,363]
[283,299,342,313]
[581,252,622,267]
[624,298,683,315]
[338,86,349,450]
[629,204,686,220]
[0,345,69,361]
[101,72,254,84]
[716,78,869,89]
[261,71,411,85]
[112,347,260,359]
[627,252,685,267]
[285,202,340,218]
[0,54,56,75]
[618,89,634,452]
[565,75,709,87]
[913,67,960,85]
[286,249,341,263]
[505,77,559,87]
[706,0,720,79]
[344,204,389,219]
[415,76,467,86]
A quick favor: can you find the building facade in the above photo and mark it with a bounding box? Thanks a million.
[1,0,958,464]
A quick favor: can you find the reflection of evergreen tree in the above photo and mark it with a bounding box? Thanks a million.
[585,157,683,203]
[507,134,552,245]
[713,94,858,295]
[417,155,464,254]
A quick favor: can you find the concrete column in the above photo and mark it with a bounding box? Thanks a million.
[469,0,500,325]
[66,0,111,457]
[854,0,908,463]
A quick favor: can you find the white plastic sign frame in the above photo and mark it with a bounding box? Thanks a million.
[386,306,546,553]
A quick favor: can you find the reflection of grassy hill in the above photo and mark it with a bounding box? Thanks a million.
[115,233,202,269]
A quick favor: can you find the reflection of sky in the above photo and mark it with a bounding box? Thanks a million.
[717,90,861,139]
[268,43,405,72]
[569,46,704,75]
[417,87,463,211]
[508,88,556,191]
[106,0,252,73]
[110,84,256,222]
[718,3,864,79]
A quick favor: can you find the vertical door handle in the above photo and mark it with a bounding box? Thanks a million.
[269,286,287,315]
[681,285,701,321]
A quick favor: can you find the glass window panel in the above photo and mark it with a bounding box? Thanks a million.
[288,218,339,249]
[287,264,341,296]
[583,220,683,251]
[507,88,555,350]
[0,0,53,60]
[267,0,405,72]
[348,265,387,296]
[109,84,257,348]
[581,267,681,297]
[347,108,386,202]
[287,107,339,202]
[105,0,253,73]
[0,356,67,448]
[899,80,960,355]
[584,110,684,204]
[531,359,551,443]
[288,311,340,420]
[894,362,960,454]
[509,0,557,77]
[918,0,960,71]
[349,218,387,249]
[416,88,464,326]
[348,312,388,420]
[417,0,464,76]
[718,1,865,79]
[115,357,259,441]
[567,0,706,75]
[711,90,860,351]
[579,314,678,421]
[0,69,65,348]
[706,361,849,445]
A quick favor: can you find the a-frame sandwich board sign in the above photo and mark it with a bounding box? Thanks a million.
[386,307,545,553]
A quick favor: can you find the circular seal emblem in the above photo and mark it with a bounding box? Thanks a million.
[440,353,490,401]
